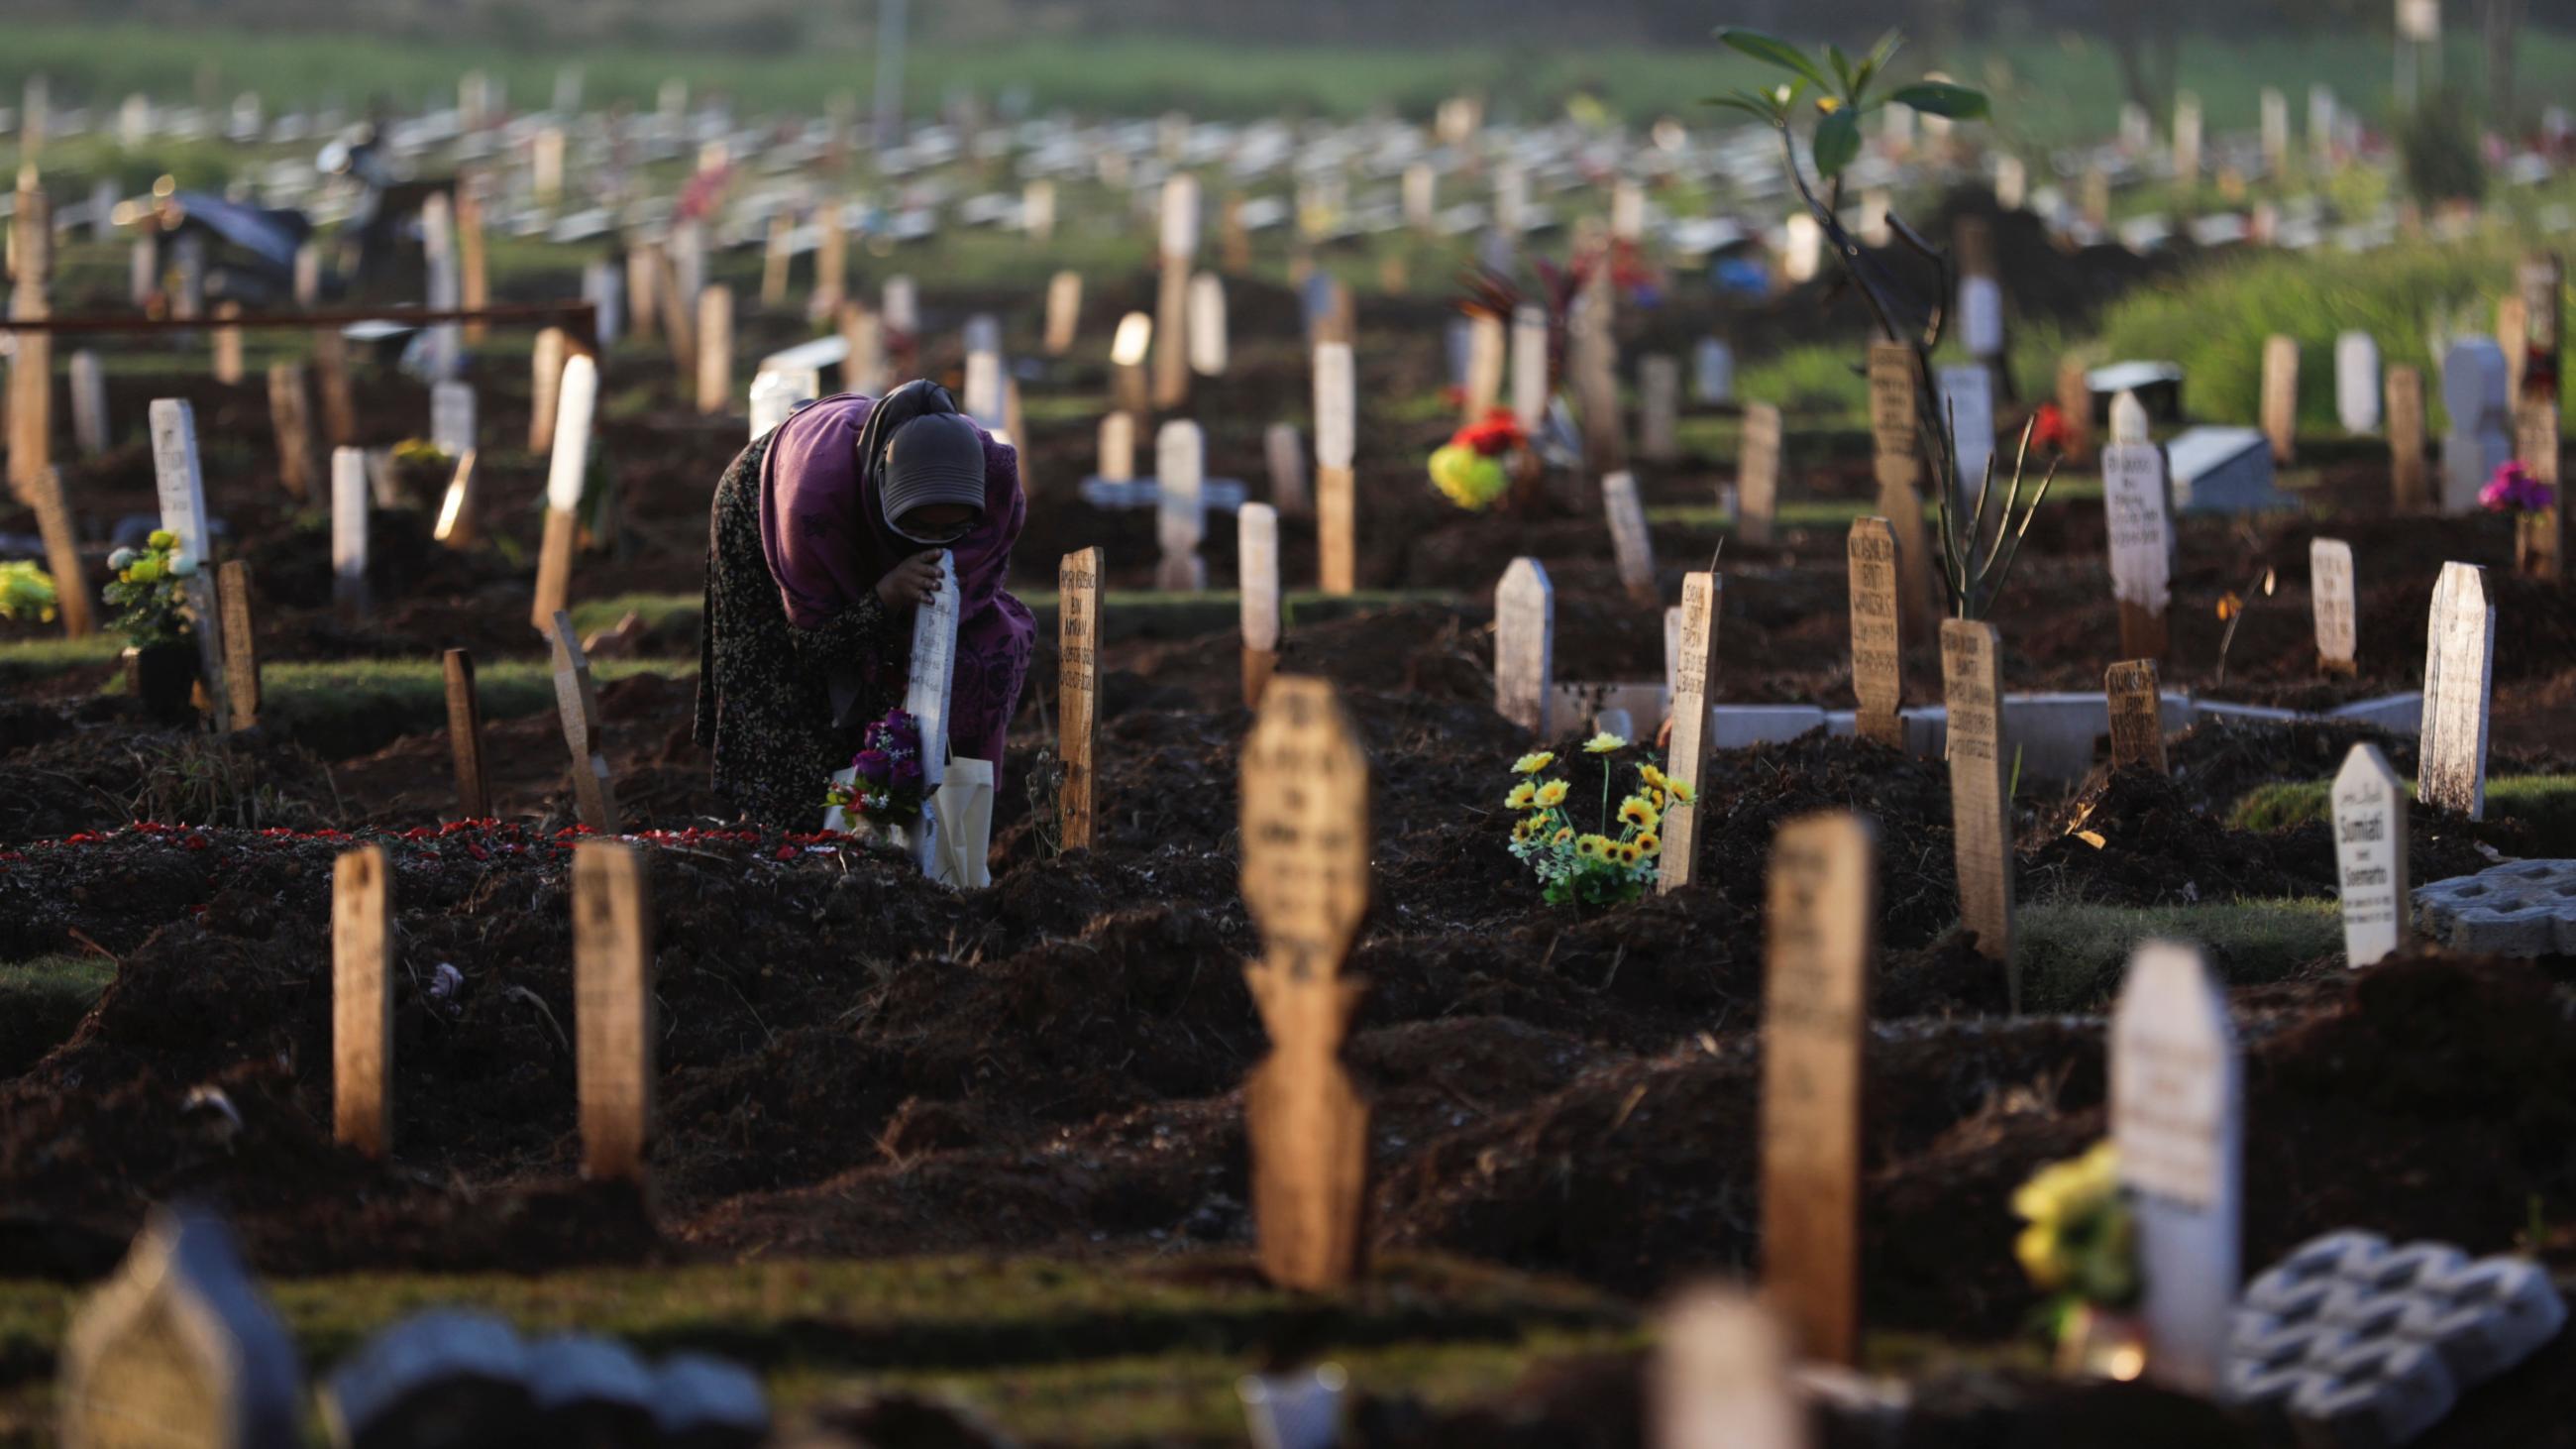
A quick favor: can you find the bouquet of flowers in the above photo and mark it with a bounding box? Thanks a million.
[2011,1141,2143,1376]
[1501,731,1693,909]
[1429,406,1532,512]
[102,530,194,648]
[2483,459,2555,514]
[822,708,931,835]
[0,560,58,624]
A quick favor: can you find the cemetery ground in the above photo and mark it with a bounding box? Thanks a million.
[12,202,2576,1438]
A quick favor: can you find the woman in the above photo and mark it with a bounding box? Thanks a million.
[696,380,1034,829]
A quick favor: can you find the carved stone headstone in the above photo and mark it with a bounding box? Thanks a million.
[1240,503,1282,710]
[1154,420,1208,592]
[2310,537,2357,675]
[2112,941,2242,1396]
[2331,743,2409,968]
[1658,572,1720,893]
[1314,341,1356,595]
[2337,332,2383,434]
[2388,364,2429,511]
[1737,401,1782,547]
[2261,334,2300,464]
[2102,390,2174,661]
[1761,812,1872,1366]
[573,841,653,1183]
[1494,558,1555,737]
[1238,676,1372,1291]
[1602,471,1658,606]
[333,844,394,1158]
[57,1207,302,1449]
[1940,619,2015,992]
[1058,548,1101,851]
[1846,518,1905,748]
[2105,659,2166,773]
[2417,562,2496,820]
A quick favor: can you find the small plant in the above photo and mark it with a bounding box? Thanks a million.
[102,530,194,649]
[2012,1140,2143,1376]
[390,437,454,470]
[0,560,59,624]
[1427,407,1531,511]
[822,708,930,836]
[1502,733,1693,909]
[2210,566,2279,691]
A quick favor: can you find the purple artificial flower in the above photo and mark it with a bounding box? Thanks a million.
[891,756,925,788]
[852,748,894,782]
[2482,461,2557,514]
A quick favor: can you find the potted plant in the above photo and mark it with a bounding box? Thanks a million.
[104,530,201,724]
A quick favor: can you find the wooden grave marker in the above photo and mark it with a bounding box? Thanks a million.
[2388,365,2429,510]
[1657,571,1721,894]
[696,285,734,417]
[1510,304,1550,432]
[1760,812,1873,1366]
[28,467,92,638]
[1940,619,2014,995]
[2104,659,2166,773]
[2112,941,2241,1395]
[1315,341,1356,595]
[332,844,394,1159]
[433,450,480,550]
[2332,742,2410,967]
[1494,558,1555,736]
[1153,420,1207,592]
[1057,549,1101,851]
[313,328,357,448]
[69,349,107,458]
[2519,250,2563,412]
[527,327,569,453]
[1043,270,1082,356]
[1154,174,1199,409]
[549,611,620,834]
[2514,402,2562,579]
[444,649,489,819]
[330,447,371,617]
[215,562,260,729]
[1097,411,1135,483]
[531,355,598,633]
[962,314,1004,421]
[147,399,230,731]
[2262,334,2300,464]
[266,364,315,501]
[1846,518,1905,748]
[839,300,884,395]
[1653,1289,1806,1449]
[56,1208,302,1449]
[1188,272,1228,378]
[2055,356,2094,465]
[901,552,962,879]
[1868,340,1940,641]
[760,213,792,310]
[1266,422,1310,517]
[2418,561,2496,820]
[1602,470,1658,607]
[813,203,847,315]
[212,302,244,385]
[1110,311,1151,417]
[574,840,654,1183]
[2102,390,2174,661]
[1240,503,1282,709]
[2310,537,2357,675]
[1238,676,1373,1291]
[1737,401,1782,546]
[1463,310,1505,421]
[1639,354,1680,463]
[626,244,662,341]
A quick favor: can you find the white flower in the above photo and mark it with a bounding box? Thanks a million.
[108,548,137,570]
[167,554,196,578]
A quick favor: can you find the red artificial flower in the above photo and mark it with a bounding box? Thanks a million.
[2032,403,2073,455]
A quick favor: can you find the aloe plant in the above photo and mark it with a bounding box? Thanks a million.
[1710,29,2051,619]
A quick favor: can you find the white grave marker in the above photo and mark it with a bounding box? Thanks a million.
[2111,941,2241,1397]
[1510,305,1550,432]
[1188,272,1228,377]
[147,399,229,726]
[1494,558,1555,736]
[2332,743,2410,967]
[2417,561,2496,819]
[2336,332,2383,434]
[331,447,370,615]
[69,351,107,457]
[1937,365,1994,501]
[2101,391,2175,660]
[2310,537,2357,673]
[1240,502,1281,707]
[1155,420,1207,592]
[430,382,475,461]
[1602,471,1657,606]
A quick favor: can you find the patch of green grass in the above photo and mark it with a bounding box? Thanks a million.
[0,1253,1635,1443]
[2233,773,2576,851]
[567,593,707,639]
[0,953,114,1075]
[256,656,691,759]
[2012,898,2342,1013]
[0,633,125,683]
[1649,475,2101,533]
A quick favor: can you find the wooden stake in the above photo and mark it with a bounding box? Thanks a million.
[1314,342,1356,595]
[1940,619,2015,996]
[1239,677,1372,1291]
[211,302,243,385]
[266,364,315,501]
[2388,365,2429,511]
[1657,571,1720,893]
[433,450,479,549]
[1058,548,1101,851]
[445,648,489,820]
[216,561,260,729]
[28,466,91,638]
[1846,517,1904,748]
[529,327,568,454]
[312,328,357,448]
[549,612,620,834]
[1240,503,1282,710]
[530,356,597,633]
[2105,659,2166,773]
[1760,812,1872,1366]
[573,840,654,1183]
[331,844,393,1159]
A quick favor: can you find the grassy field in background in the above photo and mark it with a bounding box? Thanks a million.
[0,23,2564,144]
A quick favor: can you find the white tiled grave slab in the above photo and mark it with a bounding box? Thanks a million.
[2414,860,2576,955]
[2169,427,2292,513]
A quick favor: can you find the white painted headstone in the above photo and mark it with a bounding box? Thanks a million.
[2440,339,2513,513]
[2310,537,2357,672]
[2112,940,2240,1397]
[430,382,476,460]
[69,351,107,458]
[1694,338,1734,404]
[147,400,215,568]
[1602,471,1657,603]
[2332,743,2409,967]
[901,552,961,876]
[749,370,811,440]
[2335,332,2383,434]
[2418,561,2496,820]
[2101,396,2175,621]
[1240,502,1281,653]
[1938,365,1996,500]
[331,446,370,613]
[1266,422,1309,515]
[545,355,599,513]
[1155,419,1207,592]
[1313,343,1355,471]
[583,262,622,347]
[1188,272,1228,377]
[1511,305,1551,431]
[1494,558,1554,736]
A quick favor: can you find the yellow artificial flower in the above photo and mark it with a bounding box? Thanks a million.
[1512,751,1556,775]
[1816,95,1844,115]
[1533,779,1570,809]
[1616,842,1644,867]
[1665,778,1695,806]
[1505,781,1538,811]
[1512,818,1539,844]
[147,528,177,550]
[2017,1222,2064,1290]
[1582,731,1627,755]
[1552,827,1574,845]
[1640,763,1669,791]
[1574,835,1610,861]
[1635,831,1661,857]
[1617,797,1660,830]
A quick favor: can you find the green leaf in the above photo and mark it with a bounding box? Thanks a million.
[1826,43,1854,95]
[1890,81,1989,119]
[1811,107,1862,178]
[1715,28,1835,93]
[1702,96,1776,122]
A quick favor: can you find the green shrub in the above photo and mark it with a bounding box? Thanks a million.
[2397,90,2488,207]
[2013,899,2341,1013]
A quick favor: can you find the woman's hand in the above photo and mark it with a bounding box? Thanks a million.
[875,550,947,609]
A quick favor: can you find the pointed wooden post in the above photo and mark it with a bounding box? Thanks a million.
[1760,812,1873,1367]
[1940,618,2015,998]
[531,356,597,633]
[1153,174,1198,409]
[1239,677,1373,1291]
[529,326,569,454]
[1657,571,1720,894]
[696,285,734,416]
[1043,270,1082,357]
[28,466,91,638]
[574,840,654,1184]
[549,612,620,834]
[1868,341,1940,643]
[1241,503,1282,710]
[266,363,315,501]
[216,562,260,730]
[332,844,393,1159]
[445,648,490,820]
[1846,517,1904,748]
[2262,334,2300,464]
[1057,548,1101,852]
[312,328,357,448]
[1314,341,1357,595]
[2105,659,2166,772]
[1735,402,1782,546]
[2388,365,2429,511]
